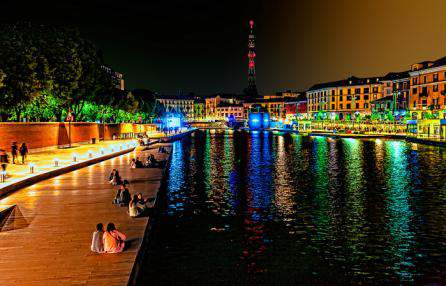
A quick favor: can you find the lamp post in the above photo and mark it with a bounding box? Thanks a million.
[66,108,74,148]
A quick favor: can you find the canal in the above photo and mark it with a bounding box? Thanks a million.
[139,130,446,285]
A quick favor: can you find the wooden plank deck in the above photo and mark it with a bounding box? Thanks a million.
[0,144,170,286]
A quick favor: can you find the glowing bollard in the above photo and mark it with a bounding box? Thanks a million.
[88,150,93,158]
[100,148,105,155]
[54,158,59,167]
[72,153,78,162]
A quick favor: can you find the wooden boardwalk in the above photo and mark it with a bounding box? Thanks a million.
[0,144,170,286]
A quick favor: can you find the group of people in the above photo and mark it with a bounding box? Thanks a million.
[11,142,28,164]
[130,154,161,168]
[91,149,166,254]
[0,142,29,172]
[91,222,126,253]
[110,170,153,217]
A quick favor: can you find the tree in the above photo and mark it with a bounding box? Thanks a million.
[0,23,45,120]
[153,101,166,118]
[131,89,156,121]
[0,69,5,88]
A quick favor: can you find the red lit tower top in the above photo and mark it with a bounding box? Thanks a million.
[247,20,258,96]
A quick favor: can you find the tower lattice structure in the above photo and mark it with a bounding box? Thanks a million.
[247,20,258,96]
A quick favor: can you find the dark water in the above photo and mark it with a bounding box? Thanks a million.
[140,130,446,285]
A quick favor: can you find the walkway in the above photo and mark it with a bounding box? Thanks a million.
[0,143,170,285]
[0,139,138,195]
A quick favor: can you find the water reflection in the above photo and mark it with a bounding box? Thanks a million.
[142,131,446,285]
[384,141,415,282]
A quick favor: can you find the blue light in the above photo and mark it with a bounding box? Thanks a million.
[248,113,262,129]
[162,112,183,129]
[166,117,181,128]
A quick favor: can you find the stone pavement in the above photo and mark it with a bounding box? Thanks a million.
[0,143,171,285]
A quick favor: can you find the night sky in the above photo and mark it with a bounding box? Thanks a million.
[2,0,446,95]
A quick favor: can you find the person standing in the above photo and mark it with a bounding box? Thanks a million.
[0,149,8,172]
[11,142,18,164]
[19,143,28,164]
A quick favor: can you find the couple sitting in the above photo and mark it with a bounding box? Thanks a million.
[145,154,159,168]
[91,223,126,253]
[130,155,163,169]
[129,193,152,218]
[109,169,122,185]
[113,184,131,206]
[130,158,144,169]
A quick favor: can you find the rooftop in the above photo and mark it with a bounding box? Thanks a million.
[217,102,244,108]
[412,56,446,71]
[155,94,195,100]
[307,76,382,92]
[382,71,410,81]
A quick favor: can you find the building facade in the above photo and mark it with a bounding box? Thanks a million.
[155,95,195,120]
[216,104,245,121]
[306,76,383,120]
[408,57,446,119]
[205,94,244,120]
[371,71,409,120]
[193,98,205,121]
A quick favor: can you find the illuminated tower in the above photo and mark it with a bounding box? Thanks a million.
[247,20,258,96]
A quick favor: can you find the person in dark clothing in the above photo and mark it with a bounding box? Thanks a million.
[0,149,9,172]
[11,142,18,164]
[19,143,28,164]
[120,184,131,206]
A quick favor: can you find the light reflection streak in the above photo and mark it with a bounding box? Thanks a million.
[384,140,415,282]
[342,138,366,270]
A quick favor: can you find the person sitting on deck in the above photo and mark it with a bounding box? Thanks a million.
[129,194,142,217]
[116,184,131,206]
[91,223,104,253]
[130,158,144,169]
[109,169,122,185]
[103,223,126,253]
[130,159,136,169]
[136,193,151,213]
[145,154,159,168]
[158,146,168,154]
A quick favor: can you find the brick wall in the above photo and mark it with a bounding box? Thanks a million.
[0,122,156,151]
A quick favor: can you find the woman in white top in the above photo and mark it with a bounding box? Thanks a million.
[129,194,141,217]
[91,223,104,253]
